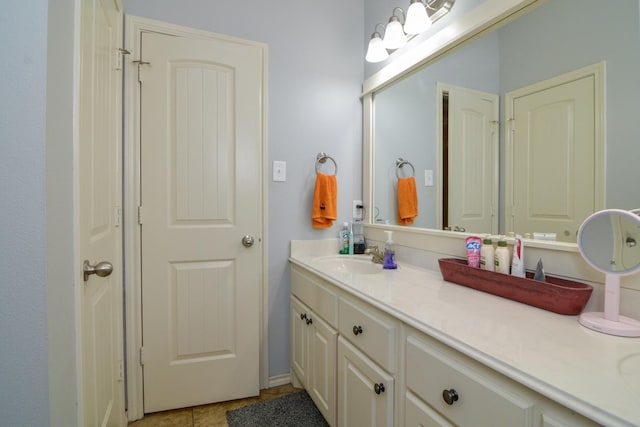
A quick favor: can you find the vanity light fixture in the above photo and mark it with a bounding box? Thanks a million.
[365,23,389,63]
[365,0,455,63]
[383,7,408,50]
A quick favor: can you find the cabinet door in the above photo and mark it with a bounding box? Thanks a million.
[291,296,310,387]
[309,314,337,426]
[338,336,394,427]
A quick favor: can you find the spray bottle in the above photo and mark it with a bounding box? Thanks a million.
[383,230,397,269]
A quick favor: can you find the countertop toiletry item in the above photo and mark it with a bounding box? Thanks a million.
[534,258,546,282]
[383,230,397,269]
[348,223,354,255]
[480,235,495,271]
[511,234,525,277]
[465,236,482,268]
[352,220,365,254]
[339,222,350,254]
[494,236,510,274]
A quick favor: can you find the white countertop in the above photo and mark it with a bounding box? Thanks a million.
[289,239,640,427]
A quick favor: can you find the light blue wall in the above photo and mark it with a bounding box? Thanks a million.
[0,1,51,426]
[123,0,366,377]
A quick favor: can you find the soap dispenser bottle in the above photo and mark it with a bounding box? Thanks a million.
[383,230,397,270]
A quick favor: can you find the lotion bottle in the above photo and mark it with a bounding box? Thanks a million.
[480,235,495,271]
[383,230,397,269]
[494,236,510,274]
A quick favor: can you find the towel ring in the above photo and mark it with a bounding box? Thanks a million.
[395,158,415,179]
[315,152,338,175]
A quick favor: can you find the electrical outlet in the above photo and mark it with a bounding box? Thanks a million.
[353,200,363,220]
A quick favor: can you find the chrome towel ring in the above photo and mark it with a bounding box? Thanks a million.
[395,158,415,178]
[315,152,338,175]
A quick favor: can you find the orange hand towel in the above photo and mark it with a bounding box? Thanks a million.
[397,176,418,225]
[312,173,337,229]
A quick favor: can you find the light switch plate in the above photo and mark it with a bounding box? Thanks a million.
[424,169,434,187]
[273,161,286,182]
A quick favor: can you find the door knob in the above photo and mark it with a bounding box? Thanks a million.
[242,235,255,247]
[83,260,113,282]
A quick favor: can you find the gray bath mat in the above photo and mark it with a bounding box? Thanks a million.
[226,390,329,427]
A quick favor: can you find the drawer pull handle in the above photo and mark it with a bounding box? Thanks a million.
[374,383,385,395]
[442,389,459,405]
[352,325,363,335]
[306,317,313,325]
[300,313,307,320]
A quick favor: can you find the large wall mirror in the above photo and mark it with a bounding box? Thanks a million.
[365,0,640,244]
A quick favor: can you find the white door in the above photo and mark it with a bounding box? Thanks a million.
[446,85,499,234]
[506,65,603,242]
[79,0,126,425]
[139,31,264,412]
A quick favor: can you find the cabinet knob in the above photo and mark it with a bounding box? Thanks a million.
[306,317,313,325]
[300,313,307,320]
[352,325,363,335]
[374,383,385,395]
[442,389,459,405]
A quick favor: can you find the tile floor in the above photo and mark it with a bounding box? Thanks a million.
[128,383,301,427]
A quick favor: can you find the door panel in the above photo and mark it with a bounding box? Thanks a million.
[79,0,125,425]
[511,75,595,241]
[140,31,264,412]
[447,85,499,234]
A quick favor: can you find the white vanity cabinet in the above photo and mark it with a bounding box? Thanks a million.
[402,327,600,427]
[337,295,400,426]
[290,265,338,426]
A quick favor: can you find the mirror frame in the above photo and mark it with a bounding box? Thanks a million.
[361,0,583,254]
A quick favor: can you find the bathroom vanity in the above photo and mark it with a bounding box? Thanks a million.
[289,239,640,427]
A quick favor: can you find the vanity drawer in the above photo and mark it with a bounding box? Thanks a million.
[291,265,338,327]
[338,296,398,373]
[405,332,535,427]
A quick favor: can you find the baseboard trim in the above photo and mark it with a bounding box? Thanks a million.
[267,373,291,388]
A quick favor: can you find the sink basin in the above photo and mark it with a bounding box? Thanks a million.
[618,353,640,398]
[314,256,382,275]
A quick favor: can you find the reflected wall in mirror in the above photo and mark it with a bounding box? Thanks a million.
[371,0,640,242]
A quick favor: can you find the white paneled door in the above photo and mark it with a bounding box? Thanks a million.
[139,31,264,412]
[506,66,601,242]
[79,0,126,425]
[447,85,499,234]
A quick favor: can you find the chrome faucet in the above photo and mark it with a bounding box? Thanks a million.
[365,246,384,264]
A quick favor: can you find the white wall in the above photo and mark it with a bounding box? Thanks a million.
[0,1,51,425]
[122,0,365,377]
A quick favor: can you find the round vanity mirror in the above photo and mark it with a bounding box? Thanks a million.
[577,209,640,337]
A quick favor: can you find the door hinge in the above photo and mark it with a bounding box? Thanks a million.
[134,59,150,82]
[116,48,130,71]
[138,206,143,225]
[117,360,124,381]
[114,206,122,227]
[139,347,145,366]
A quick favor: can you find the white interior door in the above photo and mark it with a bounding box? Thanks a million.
[139,31,264,413]
[506,65,603,242]
[446,84,499,234]
[79,0,126,425]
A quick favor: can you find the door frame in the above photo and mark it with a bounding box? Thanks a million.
[123,15,269,420]
[504,62,605,234]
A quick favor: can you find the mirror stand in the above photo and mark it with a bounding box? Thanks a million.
[578,209,640,338]
[579,273,640,337]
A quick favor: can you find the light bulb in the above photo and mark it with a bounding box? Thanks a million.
[404,1,432,35]
[365,33,389,63]
[383,17,407,50]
